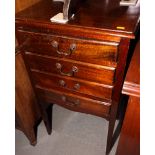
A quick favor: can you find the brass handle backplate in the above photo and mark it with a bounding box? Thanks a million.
[61,95,80,107]
[59,79,80,90]
[74,83,80,90]
[56,63,78,77]
[51,40,76,56]
[59,80,66,87]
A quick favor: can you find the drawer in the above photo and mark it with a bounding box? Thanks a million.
[36,86,111,118]
[18,30,118,67]
[25,53,116,85]
[31,71,113,100]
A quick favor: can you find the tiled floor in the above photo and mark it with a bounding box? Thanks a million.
[16,105,119,155]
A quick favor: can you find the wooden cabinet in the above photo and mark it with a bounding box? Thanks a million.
[16,0,139,154]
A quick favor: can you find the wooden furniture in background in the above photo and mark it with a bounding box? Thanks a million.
[116,40,140,155]
[15,0,42,145]
[15,0,139,154]
[15,51,41,145]
[15,0,41,13]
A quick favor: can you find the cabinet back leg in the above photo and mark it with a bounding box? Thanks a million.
[39,102,53,135]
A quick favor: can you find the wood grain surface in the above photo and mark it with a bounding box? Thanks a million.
[16,0,41,13]
[16,0,139,153]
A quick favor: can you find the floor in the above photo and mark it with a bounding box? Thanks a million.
[16,104,119,155]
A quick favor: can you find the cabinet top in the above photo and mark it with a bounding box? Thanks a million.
[16,0,140,38]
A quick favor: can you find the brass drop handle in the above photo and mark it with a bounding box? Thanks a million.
[59,79,80,90]
[51,40,76,56]
[56,63,78,77]
[61,95,80,107]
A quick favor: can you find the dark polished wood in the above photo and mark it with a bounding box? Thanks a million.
[16,0,139,154]
[15,52,41,145]
[122,40,140,97]
[106,38,131,154]
[116,96,140,155]
[36,87,111,118]
[116,40,140,155]
[17,30,118,66]
[38,101,53,135]
[25,53,116,85]
[31,70,113,100]
[16,0,139,38]
[15,0,42,146]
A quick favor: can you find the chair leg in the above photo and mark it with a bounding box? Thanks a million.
[39,101,53,135]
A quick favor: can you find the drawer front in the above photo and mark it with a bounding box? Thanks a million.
[18,30,118,66]
[36,87,111,117]
[31,71,113,100]
[25,53,116,85]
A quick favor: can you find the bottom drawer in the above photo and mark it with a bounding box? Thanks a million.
[36,86,111,118]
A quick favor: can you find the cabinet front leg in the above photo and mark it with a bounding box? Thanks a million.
[106,118,116,155]
[39,101,53,135]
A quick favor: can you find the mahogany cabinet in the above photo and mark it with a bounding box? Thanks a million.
[15,0,140,154]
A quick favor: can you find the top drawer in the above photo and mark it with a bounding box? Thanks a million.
[17,30,118,67]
